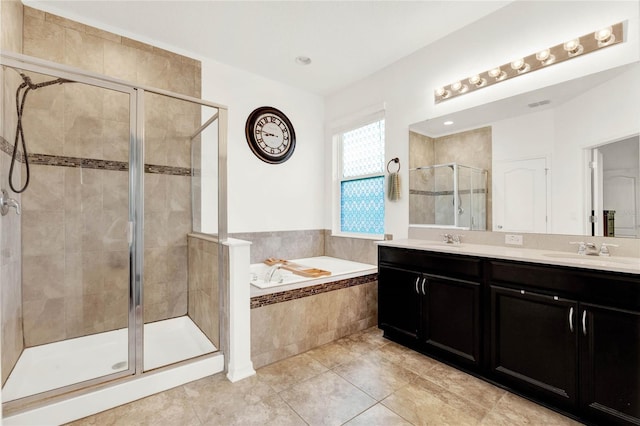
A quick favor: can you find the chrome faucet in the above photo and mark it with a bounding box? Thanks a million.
[570,241,599,256]
[264,263,284,284]
[0,189,21,216]
[599,243,618,257]
[441,233,462,245]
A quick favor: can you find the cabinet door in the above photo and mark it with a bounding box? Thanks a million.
[491,286,578,409]
[378,266,421,341]
[580,303,640,425]
[423,274,480,366]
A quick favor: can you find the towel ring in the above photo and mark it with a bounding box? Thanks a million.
[387,157,400,174]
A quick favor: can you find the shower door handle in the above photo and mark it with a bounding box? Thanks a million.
[127,221,134,246]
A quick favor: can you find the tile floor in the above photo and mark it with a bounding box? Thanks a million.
[69,327,582,425]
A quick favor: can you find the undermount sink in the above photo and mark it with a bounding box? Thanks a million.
[542,252,639,265]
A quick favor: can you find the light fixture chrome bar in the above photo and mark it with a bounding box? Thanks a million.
[434,22,625,104]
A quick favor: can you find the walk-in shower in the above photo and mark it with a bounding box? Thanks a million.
[409,162,488,230]
[0,51,227,415]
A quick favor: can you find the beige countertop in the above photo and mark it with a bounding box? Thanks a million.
[377,239,640,275]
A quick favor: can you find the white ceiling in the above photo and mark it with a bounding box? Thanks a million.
[23,0,512,95]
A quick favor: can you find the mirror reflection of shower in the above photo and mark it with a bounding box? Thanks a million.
[410,162,488,230]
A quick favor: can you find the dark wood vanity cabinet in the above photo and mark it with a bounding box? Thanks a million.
[378,246,640,426]
[489,260,640,425]
[377,266,421,342]
[490,286,579,409]
[580,303,640,425]
[378,247,481,367]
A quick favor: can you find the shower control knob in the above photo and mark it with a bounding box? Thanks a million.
[0,189,21,216]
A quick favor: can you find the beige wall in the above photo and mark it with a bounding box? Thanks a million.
[13,6,202,346]
[251,281,377,369]
[1,0,25,386]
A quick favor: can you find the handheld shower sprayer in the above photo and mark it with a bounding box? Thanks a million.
[8,71,70,193]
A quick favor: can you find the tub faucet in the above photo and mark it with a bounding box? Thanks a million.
[0,189,20,216]
[264,263,284,284]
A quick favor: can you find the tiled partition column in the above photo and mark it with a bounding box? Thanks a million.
[187,233,219,348]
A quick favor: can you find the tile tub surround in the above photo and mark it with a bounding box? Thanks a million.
[66,326,580,426]
[187,234,220,348]
[230,229,387,266]
[251,279,378,369]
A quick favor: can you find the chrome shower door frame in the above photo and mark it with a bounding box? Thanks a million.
[0,50,229,413]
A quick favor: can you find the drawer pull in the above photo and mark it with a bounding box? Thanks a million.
[415,277,420,294]
[421,278,427,295]
[569,307,574,333]
[582,310,587,336]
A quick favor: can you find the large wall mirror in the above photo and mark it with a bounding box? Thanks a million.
[409,61,640,239]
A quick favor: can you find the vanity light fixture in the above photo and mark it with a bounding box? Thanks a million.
[434,21,625,103]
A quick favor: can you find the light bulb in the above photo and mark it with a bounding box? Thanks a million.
[595,26,615,46]
[510,59,530,73]
[563,39,583,56]
[435,87,450,99]
[468,75,486,87]
[488,67,506,81]
[451,81,462,91]
[536,49,555,65]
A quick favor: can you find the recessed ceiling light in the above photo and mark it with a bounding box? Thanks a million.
[295,56,312,66]
[444,120,454,126]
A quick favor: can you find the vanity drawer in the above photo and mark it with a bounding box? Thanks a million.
[379,246,482,280]
[488,260,640,310]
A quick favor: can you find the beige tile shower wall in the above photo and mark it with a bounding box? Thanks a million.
[434,127,492,229]
[1,0,25,386]
[250,281,378,369]
[187,235,219,347]
[19,7,201,345]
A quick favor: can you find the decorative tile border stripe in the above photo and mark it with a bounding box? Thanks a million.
[0,136,25,162]
[250,273,378,309]
[0,138,190,176]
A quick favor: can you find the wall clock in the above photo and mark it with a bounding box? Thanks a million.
[245,106,296,164]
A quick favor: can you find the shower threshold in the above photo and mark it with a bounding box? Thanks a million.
[2,316,216,402]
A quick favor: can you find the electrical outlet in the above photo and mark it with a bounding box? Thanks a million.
[505,234,523,245]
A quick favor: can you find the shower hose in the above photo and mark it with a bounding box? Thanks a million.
[9,73,69,193]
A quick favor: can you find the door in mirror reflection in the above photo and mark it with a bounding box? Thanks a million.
[493,157,548,233]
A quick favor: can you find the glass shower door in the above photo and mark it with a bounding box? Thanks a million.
[1,65,135,403]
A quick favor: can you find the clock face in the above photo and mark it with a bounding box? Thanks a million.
[245,107,296,164]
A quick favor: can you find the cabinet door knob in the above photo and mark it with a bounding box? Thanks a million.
[582,310,588,336]
[415,277,420,294]
[569,307,574,333]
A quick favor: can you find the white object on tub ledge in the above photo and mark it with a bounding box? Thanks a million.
[249,256,377,295]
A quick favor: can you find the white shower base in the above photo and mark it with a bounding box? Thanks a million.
[2,316,216,402]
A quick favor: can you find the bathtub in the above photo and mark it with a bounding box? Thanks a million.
[249,256,377,296]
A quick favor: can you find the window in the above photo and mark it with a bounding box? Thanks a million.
[336,118,385,236]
